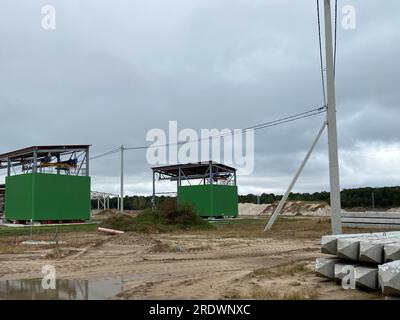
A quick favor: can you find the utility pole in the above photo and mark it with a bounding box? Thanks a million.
[324,0,342,234]
[120,145,124,213]
[372,191,375,209]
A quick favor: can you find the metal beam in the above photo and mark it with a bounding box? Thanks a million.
[324,0,342,235]
[86,147,90,176]
[32,150,37,174]
[264,121,327,231]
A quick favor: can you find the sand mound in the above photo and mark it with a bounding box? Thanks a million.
[238,203,269,216]
[239,201,331,217]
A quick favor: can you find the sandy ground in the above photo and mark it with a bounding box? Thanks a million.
[239,202,331,217]
[0,218,382,300]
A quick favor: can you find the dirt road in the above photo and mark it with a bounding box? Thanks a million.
[0,218,382,299]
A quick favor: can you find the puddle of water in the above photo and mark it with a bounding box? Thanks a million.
[0,276,142,300]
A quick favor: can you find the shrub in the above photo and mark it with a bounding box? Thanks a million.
[100,203,213,233]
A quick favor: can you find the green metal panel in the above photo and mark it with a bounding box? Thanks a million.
[5,173,90,221]
[4,174,33,220]
[178,184,238,217]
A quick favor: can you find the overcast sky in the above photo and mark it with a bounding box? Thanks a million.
[0,0,399,195]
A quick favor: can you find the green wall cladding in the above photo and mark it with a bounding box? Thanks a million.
[178,184,238,217]
[5,173,90,221]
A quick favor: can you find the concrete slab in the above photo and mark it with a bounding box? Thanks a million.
[359,238,400,264]
[334,263,378,291]
[379,261,400,296]
[384,243,400,262]
[321,233,373,255]
[334,263,355,281]
[315,257,341,279]
[337,238,363,261]
[355,266,378,291]
[321,231,400,256]
[337,232,400,261]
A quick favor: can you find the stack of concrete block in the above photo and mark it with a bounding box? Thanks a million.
[341,212,400,229]
[315,231,400,297]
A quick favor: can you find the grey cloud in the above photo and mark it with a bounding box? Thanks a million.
[0,0,399,195]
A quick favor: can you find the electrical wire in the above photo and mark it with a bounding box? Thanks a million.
[316,0,327,106]
[90,2,335,162]
[126,106,327,150]
[90,106,327,160]
[89,147,121,160]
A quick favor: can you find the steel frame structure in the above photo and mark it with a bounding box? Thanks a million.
[91,191,119,210]
[0,145,91,177]
[151,161,237,208]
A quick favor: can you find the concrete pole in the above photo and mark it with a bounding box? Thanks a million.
[120,145,124,213]
[264,121,327,231]
[324,0,342,235]
[372,191,375,209]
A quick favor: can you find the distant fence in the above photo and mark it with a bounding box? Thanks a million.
[342,212,400,229]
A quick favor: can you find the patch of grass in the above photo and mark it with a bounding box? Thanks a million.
[148,241,177,253]
[238,287,320,300]
[283,290,320,300]
[0,243,27,254]
[250,262,311,279]
[100,208,214,233]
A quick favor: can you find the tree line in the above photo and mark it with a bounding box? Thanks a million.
[238,186,400,209]
[92,186,400,210]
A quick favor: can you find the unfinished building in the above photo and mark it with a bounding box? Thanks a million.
[152,161,238,218]
[0,145,91,223]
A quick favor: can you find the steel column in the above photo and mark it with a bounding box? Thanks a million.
[33,150,37,174]
[7,158,11,176]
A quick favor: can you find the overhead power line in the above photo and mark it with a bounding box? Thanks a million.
[89,147,121,161]
[316,0,327,106]
[317,0,339,103]
[90,106,327,160]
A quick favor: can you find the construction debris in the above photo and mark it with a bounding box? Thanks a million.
[316,232,400,298]
[97,227,124,235]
